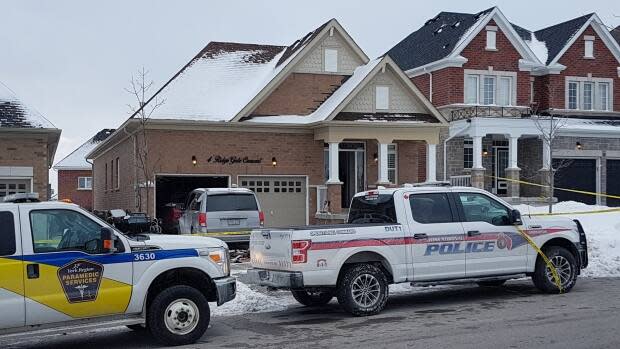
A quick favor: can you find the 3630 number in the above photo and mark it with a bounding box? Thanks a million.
[134,252,156,261]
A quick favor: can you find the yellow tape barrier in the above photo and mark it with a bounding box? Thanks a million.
[515,225,563,293]
[489,175,620,200]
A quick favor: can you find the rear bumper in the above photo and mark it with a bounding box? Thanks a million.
[245,268,304,289]
[213,276,236,306]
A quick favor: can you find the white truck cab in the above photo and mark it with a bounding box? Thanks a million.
[0,194,236,346]
[248,185,588,316]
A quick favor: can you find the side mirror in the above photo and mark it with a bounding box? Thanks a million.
[510,209,522,225]
[100,227,117,254]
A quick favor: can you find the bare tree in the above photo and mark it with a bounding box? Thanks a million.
[126,67,165,215]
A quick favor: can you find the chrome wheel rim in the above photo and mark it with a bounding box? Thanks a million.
[545,255,573,286]
[351,273,381,308]
[164,298,200,335]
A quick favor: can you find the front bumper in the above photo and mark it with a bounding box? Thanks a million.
[245,268,304,289]
[213,276,236,306]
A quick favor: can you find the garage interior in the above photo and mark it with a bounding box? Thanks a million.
[155,175,228,219]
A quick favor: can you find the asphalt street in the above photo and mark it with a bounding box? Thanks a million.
[2,277,620,349]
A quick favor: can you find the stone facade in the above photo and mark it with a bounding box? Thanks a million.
[57,169,94,210]
[292,30,364,75]
[0,133,51,199]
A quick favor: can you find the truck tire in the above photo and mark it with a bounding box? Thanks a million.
[531,246,578,294]
[147,285,210,346]
[477,280,507,287]
[336,264,389,316]
[291,288,335,306]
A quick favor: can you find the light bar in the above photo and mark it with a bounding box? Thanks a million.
[2,192,40,203]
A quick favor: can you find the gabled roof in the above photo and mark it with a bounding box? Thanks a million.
[0,80,55,129]
[533,13,593,64]
[54,129,115,170]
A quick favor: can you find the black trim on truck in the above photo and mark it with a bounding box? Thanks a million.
[573,219,589,269]
[245,269,304,289]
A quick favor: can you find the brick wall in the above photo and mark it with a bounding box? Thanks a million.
[541,25,620,112]
[251,73,347,116]
[58,169,93,210]
[93,134,136,213]
[0,133,50,199]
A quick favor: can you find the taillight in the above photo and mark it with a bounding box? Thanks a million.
[259,211,265,227]
[198,213,207,227]
[292,240,311,264]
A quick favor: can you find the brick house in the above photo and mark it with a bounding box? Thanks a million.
[0,81,60,200]
[53,129,114,210]
[88,19,447,227]
[389,7,620,205]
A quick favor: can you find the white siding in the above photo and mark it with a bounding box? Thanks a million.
[292,31,364,74]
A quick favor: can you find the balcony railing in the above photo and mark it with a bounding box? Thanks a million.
[450,106,532,121]
[450,175,472,187]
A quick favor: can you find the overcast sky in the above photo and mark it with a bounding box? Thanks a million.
[1,0,618,193]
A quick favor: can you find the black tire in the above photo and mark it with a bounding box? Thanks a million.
[477,279,507,287]
[291,288,335,306]
[126,324,146,331]
[147,285,210,346]
[531,246,578,294]
[336,264,389,316]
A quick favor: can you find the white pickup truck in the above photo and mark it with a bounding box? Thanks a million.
[0,194,235,346]
[247,185,588,316]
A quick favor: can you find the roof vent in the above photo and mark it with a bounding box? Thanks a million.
[452,21,461,28]
[443,43,450,49]
[424,14,441,26]
[433,24,447,35]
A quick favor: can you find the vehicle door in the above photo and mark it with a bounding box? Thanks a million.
[454,192,527,277]
[206,193,260,231]
[405,191,466,281]
[0,207,25,329]
[20,206,133,325]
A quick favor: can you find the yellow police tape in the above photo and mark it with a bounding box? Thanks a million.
[515,226,563,293]
[530,207,620,216]
[489,175,620,200]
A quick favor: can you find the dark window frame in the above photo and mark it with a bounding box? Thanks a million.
[408,193,456,224]
[453,192,511,226]
[0,211,17,256]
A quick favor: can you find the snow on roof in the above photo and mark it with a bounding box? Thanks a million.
[146,42,286,122]
[0,80,55,129]
[525,32,549,65]
[54,129,114,170]
[560,118,620,134]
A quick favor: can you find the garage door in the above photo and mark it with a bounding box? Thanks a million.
[552,158,597,205]
[0,179,30,199]
[606,160,620,207]
[240,176,307,228]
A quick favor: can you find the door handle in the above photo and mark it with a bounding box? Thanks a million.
[529,225,542,229]
[413,233,428,240]
[27,264,39,279]
[467,230,481,237]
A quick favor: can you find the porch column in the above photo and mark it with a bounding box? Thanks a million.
[506,136,520,198]
[378,143,390,184]
[471,136,485,189]
[426,143,437,182]
[541,138,551,170]
[326,142,341,184]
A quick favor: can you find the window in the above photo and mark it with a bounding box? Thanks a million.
[347,194,396,224]
[584,38,594,58]
[568,82,579,109]
[498,77,512,106]
[0,211,16,256]
[583,82,594,110]
[486,28,497,50]
[465,76,479,104]
[409,193,454,224]
[30,209,104,254]
[324,48,338,72]
[375,86,390,110]
[387,144,397,184]
[78,177,92,190]
[115,157,120,189]
[464,138,473,169]
[530,79,535,104]
[0,180,29,198]
[458,192,510,226]
[105,163,108,190]
[483,76,496,105]
[599,83,610,111]
[110,160,114,190]
[206,194,258,212]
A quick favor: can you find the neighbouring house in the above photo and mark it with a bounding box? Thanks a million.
[88,19,448,227]
[53,129,114,210]
[0,81,60,200]
[389,7,620,205]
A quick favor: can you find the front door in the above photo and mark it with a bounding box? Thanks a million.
[455,192,527,277]
[492,147,509,195]
[0,208,24,329]
[21,207,133,325]
[338,143,365,208]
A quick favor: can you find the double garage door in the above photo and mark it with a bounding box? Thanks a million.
[552,158,597,205]
[239,176,307,228]
[0,179,30,199]
[606,160,620,207]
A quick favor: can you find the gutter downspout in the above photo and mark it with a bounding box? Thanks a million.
[443,122,472,181]
[427,70,433,103]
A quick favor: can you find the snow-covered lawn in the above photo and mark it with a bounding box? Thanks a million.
[214,202,620,316]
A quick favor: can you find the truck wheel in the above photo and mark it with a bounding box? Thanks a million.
[291,288,335,306]
[336,264,389,316]
[147,285,210,346]
[531,246,578,294]
[477,280,506,287]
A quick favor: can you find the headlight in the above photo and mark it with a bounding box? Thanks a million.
[198,247,230,276]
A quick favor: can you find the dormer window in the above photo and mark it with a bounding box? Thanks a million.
[584,36,595,58]
[324,48,338,72]
[486,26,497,51]
[375,86,390,110]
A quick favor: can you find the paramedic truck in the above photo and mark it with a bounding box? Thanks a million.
[0,194,236,346]
[248,185,588,316]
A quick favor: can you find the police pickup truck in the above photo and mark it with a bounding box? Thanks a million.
[0,194,235,346]
[247,185,588,316]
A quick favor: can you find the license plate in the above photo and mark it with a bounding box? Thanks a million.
[258,270,271,281]
[228,219,240,225]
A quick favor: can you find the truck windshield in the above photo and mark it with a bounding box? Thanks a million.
[347,194,396,224]
[206,194,258,212]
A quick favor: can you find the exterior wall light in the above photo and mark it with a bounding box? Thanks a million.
[373,153,378,162]
[576,142,583,150]
[272,157,277,167]
[482,148,489,156]
[192,156,197,166]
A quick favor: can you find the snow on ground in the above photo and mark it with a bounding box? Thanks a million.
[216,202,620,317]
